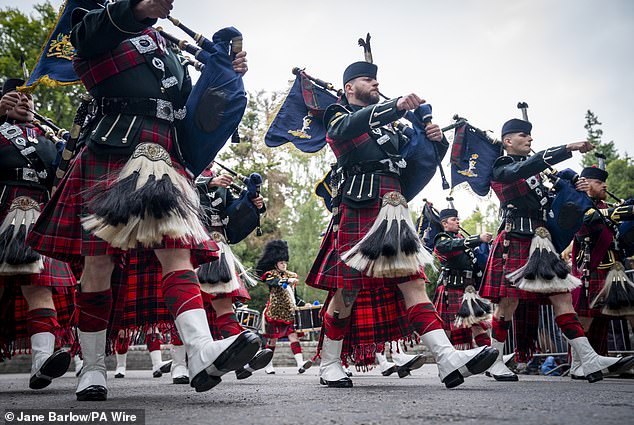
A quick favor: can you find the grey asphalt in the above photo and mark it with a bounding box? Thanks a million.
[1,365,633,425]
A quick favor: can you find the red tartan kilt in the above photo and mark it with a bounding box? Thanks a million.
[0,283,76,360]
[480,231,552,303]
[433,285,474,347]
[108,250,175,349]
[27,146,217,268]
[572,268,609,317]
[317,287,414,369]
[306,175,425,291]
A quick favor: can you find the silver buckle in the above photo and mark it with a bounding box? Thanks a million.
[155,99,174,122]
[22,168,39,183]
[174,107,186,120]
[130,34,158,54]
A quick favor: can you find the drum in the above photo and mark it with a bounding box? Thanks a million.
[293,304,323,333]
[235,307,261,332]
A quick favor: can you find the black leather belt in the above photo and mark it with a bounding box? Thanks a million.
[97,97,186,123]
[0,167,42,184]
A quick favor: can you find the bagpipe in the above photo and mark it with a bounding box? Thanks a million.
[212,160,265,243]
[158,16,247,176]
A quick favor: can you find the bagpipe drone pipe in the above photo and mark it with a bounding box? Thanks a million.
[159,17,247,176]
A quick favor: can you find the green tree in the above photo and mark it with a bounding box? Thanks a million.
[0,2,85,128]
[606,157,634,200]
[580,110,618,168]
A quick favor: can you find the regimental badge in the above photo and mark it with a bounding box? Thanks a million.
[47,33,75,61]
[457,153,479,177]
[288,112,313,139]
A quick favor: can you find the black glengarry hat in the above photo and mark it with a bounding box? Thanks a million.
[580,166,608,182]
[439,208,459,221]
[1,78,25,97]
[343,61,378,87]
[501,118,532,138]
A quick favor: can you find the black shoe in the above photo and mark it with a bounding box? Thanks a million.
[249,349,274,371]
[207,331,261,377]
[381,365,397,376]
[570,373,587,381]
[114,372,125,379]
[76,385,107,401]
[492,373,519,382]
[396,355,425,378]
[319,377,353,388]
[172,376,190,384]
[587,355,634,383]
[159,360,172,373]
[442,347,499,389]
[29,350,71,390]
[299,360,313,374]
[152,370,162,378]
[190,371,222,393]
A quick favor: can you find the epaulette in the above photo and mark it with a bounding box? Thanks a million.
[433,231,451,244]
[493,155,514,168]
[323,103,350,128]
[585,208,597,217]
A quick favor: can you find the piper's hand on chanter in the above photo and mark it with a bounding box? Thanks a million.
[425,123,443,142]
[232,51,248,75]
[566,141,594,154]
[575,176,590,192]
[479,232,493,243]
[396,93,425,112]
[209,174,233,189]
[250,195,264,210]
[134,0,174,21]
[0,92,20,116]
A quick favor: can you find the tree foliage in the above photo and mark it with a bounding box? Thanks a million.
[0,1,86,128]
[580,110,618,168]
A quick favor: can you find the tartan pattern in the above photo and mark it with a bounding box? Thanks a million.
[316,287,414,369]
[306,174,425,291]
[326,133,371,158]
[0,283,75,360]
[77,289,112,332]
[490,177,534,204]
[512,301,540,363]
[28,145,217,268]
[555,313,585,340]
[73,28,161,91]
[480,230,552,302]
[572,268,609,317]
[432,285,473,346]
[25,308,58,336]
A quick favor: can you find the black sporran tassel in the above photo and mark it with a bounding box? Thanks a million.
[399,219,419,255]
[5,222,41,265]
[88,171,140,225]
[359,219,388,260]
[380,219,400,257]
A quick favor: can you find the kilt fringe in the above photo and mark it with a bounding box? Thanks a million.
[590,263,634,316]
[82,143,208,249]
[0,325,75,361]
[453,285,492,328]
[341,192,434,278]
[0,197,43,275]
[506,227,580,293]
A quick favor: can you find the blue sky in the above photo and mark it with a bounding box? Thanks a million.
[5,0,634,215]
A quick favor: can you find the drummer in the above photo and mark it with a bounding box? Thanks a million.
[255,240,313,374]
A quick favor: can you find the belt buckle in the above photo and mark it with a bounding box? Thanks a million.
[22,168,39,183]
[156,99,174,122]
